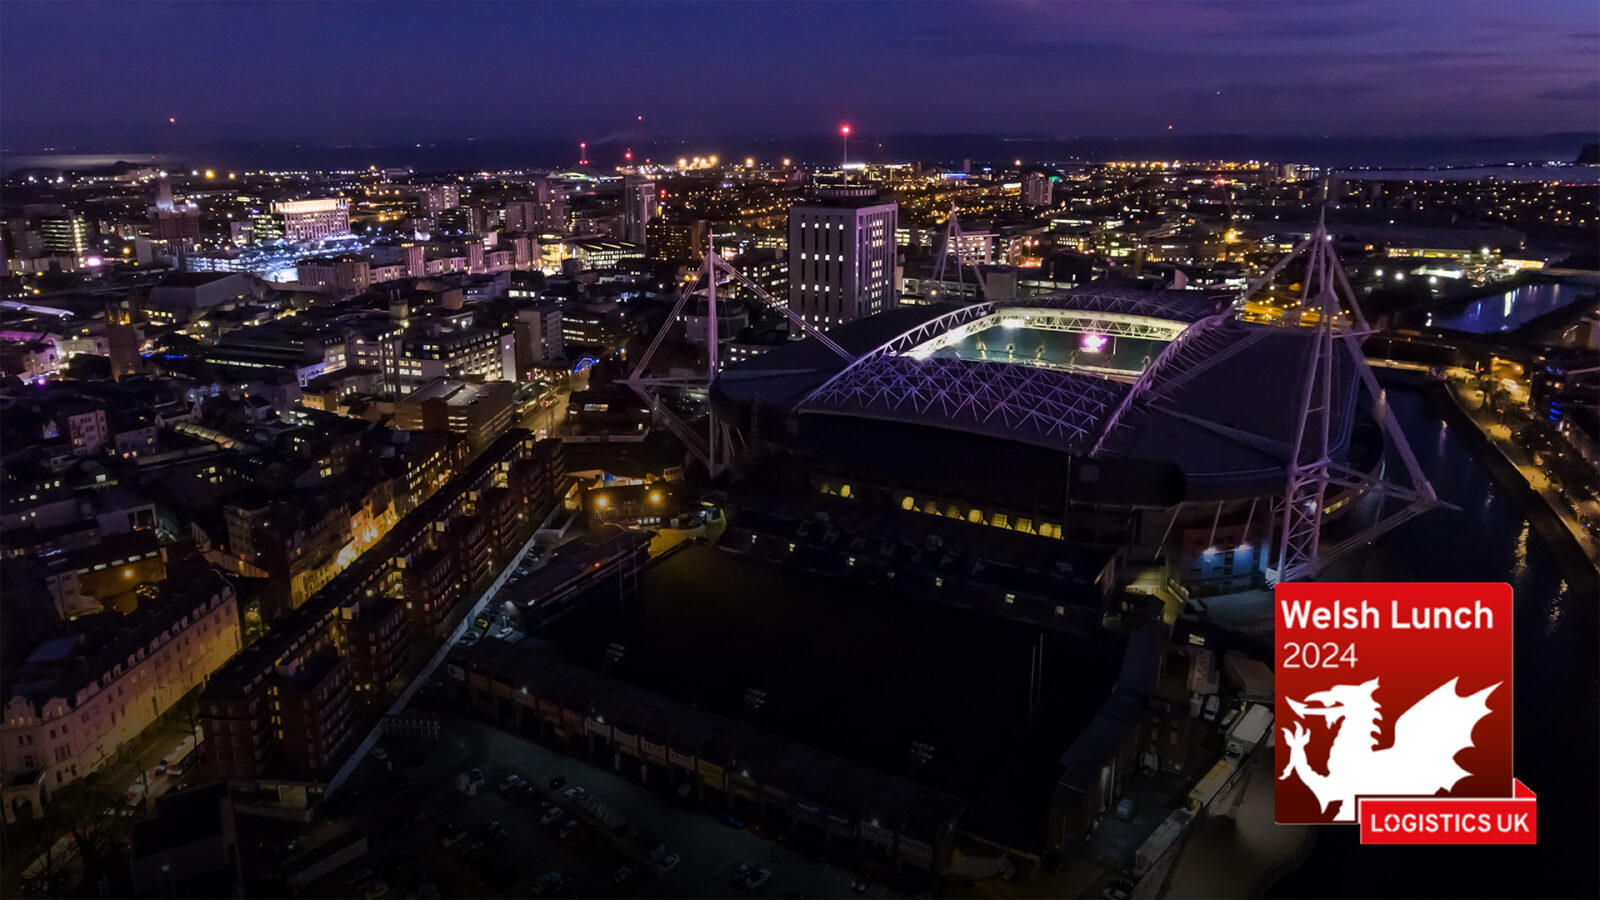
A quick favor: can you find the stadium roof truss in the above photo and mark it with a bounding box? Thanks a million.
[797,289,1218,452]
[803,352,1128,451]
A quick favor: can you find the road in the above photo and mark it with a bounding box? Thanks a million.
[521,379,575,440]
[7,698,203,890]
[1446,372,1599,558]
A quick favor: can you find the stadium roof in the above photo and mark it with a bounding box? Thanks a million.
[715,286,1361,484]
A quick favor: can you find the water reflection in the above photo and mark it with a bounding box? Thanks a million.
[1512,520,1529,580]
[1429,282,1587,333]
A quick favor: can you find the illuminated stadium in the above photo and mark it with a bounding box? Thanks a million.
[707,268,1435,594]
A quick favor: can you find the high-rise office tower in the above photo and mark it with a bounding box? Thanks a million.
[623,175,657,246]
[417,185,460,216]
[38,212,90,260]
[1023,173,1054,207]
[154,177,175,213]
[787,186,898,325]
[504,200,541,233]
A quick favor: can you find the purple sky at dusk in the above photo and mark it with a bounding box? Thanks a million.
[3,0,1596,147]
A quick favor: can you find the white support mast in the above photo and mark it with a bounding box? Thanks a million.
[1260,210,1443,582]
[622,232,856,479]
[932,203,987,299]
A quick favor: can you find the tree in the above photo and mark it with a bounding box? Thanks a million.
[22,776,128,897]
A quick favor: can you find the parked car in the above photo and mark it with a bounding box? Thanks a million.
[615,864,639,884]
[657,853,681,873]
[720,813,747,830]
[436,823,466,846]
[370,747,390,762]
[1101,879,1134,900]
[348,867,378,889]
[733,862,755,881]
[533,873,564,895]
[744,868,772,891]
[851,876,872,895]
[474,821,503,839]
[540,806,565,826]
[558,819,580,839]
[497,774,524,793]
[562,785,585,800]
[364,881,390,899]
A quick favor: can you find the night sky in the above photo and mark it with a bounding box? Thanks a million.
[3,0,1597,148]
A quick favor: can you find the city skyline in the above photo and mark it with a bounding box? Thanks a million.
[0,3,1596,898]
[3,1,1598,148]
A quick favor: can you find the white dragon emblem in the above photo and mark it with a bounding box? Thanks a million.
[1279,676,1499,821]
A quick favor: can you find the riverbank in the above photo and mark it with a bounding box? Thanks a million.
[1386,370,1600,597]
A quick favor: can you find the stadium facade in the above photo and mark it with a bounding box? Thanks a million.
[712,286,1379,596]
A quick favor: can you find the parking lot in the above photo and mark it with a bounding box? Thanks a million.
[296,707,917,899]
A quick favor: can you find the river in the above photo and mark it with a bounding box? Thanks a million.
[1270,386,1598,898]
[1426,281,1590,334]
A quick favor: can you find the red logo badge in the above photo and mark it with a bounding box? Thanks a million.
[1274,582,1535,843]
